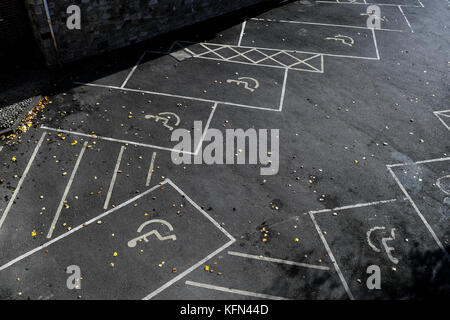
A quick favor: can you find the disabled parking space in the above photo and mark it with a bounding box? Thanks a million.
[0,180,234,299]
[312,199,448,299]
[177,214,347,300]
[365,0,422,6]
[389,158,450,255]
[253,2,410,31]
[0,132,167,266]
[124,50,291,111]
[240,19,379,59]
[323,0,421,5]
[42,84,217,150]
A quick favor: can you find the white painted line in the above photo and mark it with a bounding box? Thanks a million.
[316,1,421,7]
[179,41,379,61]
[238,19,247,46]
[121,52,146,88]
[387,166,450,260]
[433,110,450,131]
[47,141,88,239]
[228,251,331,271]
[103,145,125,209]
[145,152,157,187]
[309,198,397,215]
[249,18,403,32]
[40,125,197,154]
[0,181,168,272]
[41,103,216,155]
[372,28,381,60]
[398,5,414,33]
[73,82,282,112]
[387,157,450,168]
[194,103,218,154]
[141,178,236,299]
[143,240,235,299]
[0,146,3,153]
[182,53,323,73]
[309,212,354,300]
[0,132,47,229]
[185,281,290,300]
[169,43,324,72]
[279,68,289,112]
[166,179,235,241]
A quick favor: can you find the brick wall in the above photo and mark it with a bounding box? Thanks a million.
[25,0,270,65]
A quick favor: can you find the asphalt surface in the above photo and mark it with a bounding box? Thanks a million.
[0,0,449,300]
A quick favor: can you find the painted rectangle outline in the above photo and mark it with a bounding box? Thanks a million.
[0,178,236,300]
[386,157,450,260]
[119,49,293,112]
[41,102,218,154]
[238,19,381,60]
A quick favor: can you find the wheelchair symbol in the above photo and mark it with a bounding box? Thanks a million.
[226,77,260,92]
[325,35,355,47]
[127,219,177,248]
[144,112,181,131]
[366,226,399,264]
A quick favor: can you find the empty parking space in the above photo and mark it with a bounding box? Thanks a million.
[0,180,234,299]
[240,19,380,59]
[0,0,448,302]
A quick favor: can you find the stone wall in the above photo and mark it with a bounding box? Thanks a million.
[25,0,270,65]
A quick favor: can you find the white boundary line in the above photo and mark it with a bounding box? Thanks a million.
[308,198,397,215]
[386,161,450,260]
[40,102,217,154]
[0,181,167,272]
[238,19,247,46]
[309,212,355,300]
[307,197,400,300]
[0,132,47,229]
[142,179,236,299]
[228,251,331,271]
[73,82,282,112]
[249,17,404,32]
[279,68,289,112]
[170,49,324,73]
[145,152,157,187]
[195,103,218,154]
[47,141,88,239]
[372,28,381,60]
[0,179,236,300]
[316,1,422,8]
[433,110,450,131]
[398,5,414,33]
[179,40,379,61]
[166,179,234,241]
[185,281,290,300]
[121,52,146,88]
[143,241,235,299]
[387,156,450,168]
[103,145,126,209]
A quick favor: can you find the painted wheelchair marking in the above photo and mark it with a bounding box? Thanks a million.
[144,112,181,131]
[366,226,399,264]
[325,35,355,46]
[226,77,260,92]
[127,219,177,248]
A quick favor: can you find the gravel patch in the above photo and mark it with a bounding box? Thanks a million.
[0,97,37,132]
